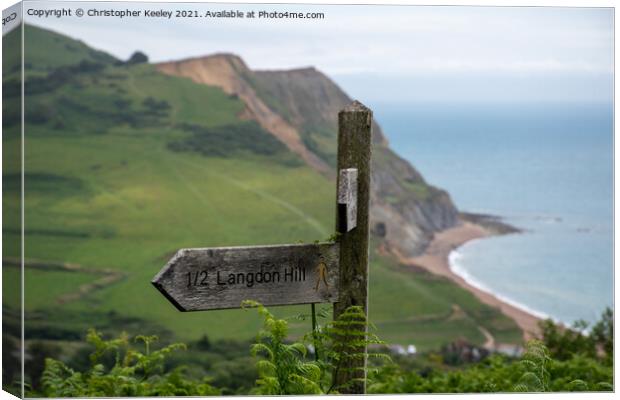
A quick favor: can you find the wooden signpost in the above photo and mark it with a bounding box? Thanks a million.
[152,101,372,393]
[152,243,340,311]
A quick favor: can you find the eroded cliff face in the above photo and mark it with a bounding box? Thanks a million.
[252,67,389,145]
[157,55,330,173]
[156,54,459,257]
[371,146,458,256]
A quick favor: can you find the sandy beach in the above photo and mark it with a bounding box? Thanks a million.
[402,221,542,342]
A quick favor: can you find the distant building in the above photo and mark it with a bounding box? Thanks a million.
[495,344,524,357]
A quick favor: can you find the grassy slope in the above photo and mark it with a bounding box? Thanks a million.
[3,25,521,351]
[23,24,117,71]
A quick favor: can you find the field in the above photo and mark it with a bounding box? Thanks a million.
[2,24,522,354]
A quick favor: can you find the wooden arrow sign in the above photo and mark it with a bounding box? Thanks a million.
[152,242,340,311]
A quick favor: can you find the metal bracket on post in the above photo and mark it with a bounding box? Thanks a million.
[337,168,358,233]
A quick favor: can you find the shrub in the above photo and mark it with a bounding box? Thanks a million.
[539,307,613,364]
[243,300,390,395]
[167,122,303,166]
[243,300,323,394]
[30,306,613,395]
[368,340,613,394]
[126,51,149,65]
[37,329,219,397]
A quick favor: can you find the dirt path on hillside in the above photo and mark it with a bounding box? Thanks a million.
[173,157,329,237]
[478,326,496,350]
[4,258,126,305]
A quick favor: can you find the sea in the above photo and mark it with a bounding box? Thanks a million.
[372,101,613,327]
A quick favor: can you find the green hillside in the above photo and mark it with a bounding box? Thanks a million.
[2,23,23,375]
[3,25,521,353]
[24,24,117,71]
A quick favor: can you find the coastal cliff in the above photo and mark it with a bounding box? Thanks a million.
[157,54,459,256]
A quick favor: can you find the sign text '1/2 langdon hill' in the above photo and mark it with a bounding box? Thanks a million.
[186,263,307,288]
[152,242,340,311]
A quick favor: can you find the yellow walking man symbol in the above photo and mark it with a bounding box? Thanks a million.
[314,256,329,291]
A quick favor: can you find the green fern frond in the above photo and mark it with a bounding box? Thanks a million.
[251,343,274,359]
[595,382,613,391]
[567,379,588,391]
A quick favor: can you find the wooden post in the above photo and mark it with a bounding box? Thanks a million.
[333,101,372,394]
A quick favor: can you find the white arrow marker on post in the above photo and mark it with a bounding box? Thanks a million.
[338,168,358,233]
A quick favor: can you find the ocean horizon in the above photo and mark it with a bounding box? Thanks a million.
[373,101,613,327]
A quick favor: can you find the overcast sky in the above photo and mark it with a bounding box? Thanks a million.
[23,1,614,104]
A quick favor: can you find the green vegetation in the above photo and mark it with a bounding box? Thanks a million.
[539,308,613,367]
[26,306,612,396]
[168,121,302,166]
[23,24,117,71]
[245,300,325,394]
[369,308,614,394]
[28,303,388,396]
[126,51,149,66]
[39,330,219,397]
[369,340,612,393]
[2,22,23,400]
[245,301,389,394]
[300,126,339,167]
[3,268,94,310]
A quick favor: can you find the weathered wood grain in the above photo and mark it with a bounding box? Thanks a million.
[334,100,372,394]
[152,243,340,311]
[337,168,358,232]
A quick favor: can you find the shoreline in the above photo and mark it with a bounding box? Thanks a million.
[400,221,542,342]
